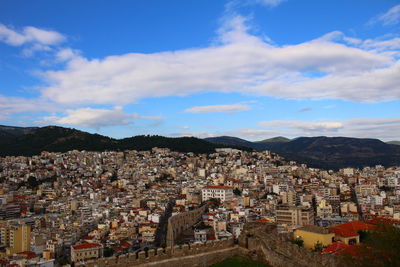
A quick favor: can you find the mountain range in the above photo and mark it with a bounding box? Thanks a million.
[1,125,400,170]
[205,136,400,170]
[0,125,250,157]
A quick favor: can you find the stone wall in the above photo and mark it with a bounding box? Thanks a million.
[166,205,207,248]
[77,237,235,267]
[239,222,345,267]
[77,221,347,267]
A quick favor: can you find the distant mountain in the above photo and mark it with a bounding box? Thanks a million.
[2,126,399,170]
[0,125,38,136]
[266,136,400,170]
[204,136,290,151]
[256,136,291,143]
[203,135,400,170]
[0,125,249,157]
[204,136,263,151]
[387,141,400,146]
[0,126,117,156]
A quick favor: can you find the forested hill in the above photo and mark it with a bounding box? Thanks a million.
[0,125,250,157]
[206,135,400,170]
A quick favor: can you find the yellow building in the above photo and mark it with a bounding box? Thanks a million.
[1,223,31,255]
[293,225,334,249]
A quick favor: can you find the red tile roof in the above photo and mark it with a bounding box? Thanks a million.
[321,241,350,255]
[203,185,233,189]
[120,241,132,247]
[72,243,102,250]
[330,221,374,238]
[17,251,37,259]
[322,242,361,257]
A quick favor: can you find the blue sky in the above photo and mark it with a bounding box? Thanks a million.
[1,0,400,141]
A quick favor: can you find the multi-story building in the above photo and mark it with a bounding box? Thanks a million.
[0,222,31,255]
[201,186,234,202]
[317,200,333,218]
[71,243,103,263]
[282,190,297,206]
[276,205,314,227]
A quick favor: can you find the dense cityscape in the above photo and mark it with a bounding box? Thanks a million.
[0,146,399,266]
[2,0,400,266]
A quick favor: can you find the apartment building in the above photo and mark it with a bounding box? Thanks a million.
[0,223,31,255]
[276,205,314,227]
[201,186,234,202]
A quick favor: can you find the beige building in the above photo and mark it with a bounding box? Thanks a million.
[0,223,31,255]
[282,190,297,206]
[276,205,314,227]
[71,243,103,262]
[317,200,333,218]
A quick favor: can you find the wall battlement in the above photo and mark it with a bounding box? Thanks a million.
[77,237,234,267]
[77,222,346,267]
[166,205,207,247]
[239,222,346,267]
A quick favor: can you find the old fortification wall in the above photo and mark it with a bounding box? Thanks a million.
[77,237,235,267]
[238,222,346,267]
[166,205,207,247]
[77,222,346,267]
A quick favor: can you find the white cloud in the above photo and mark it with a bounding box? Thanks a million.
[184,104,251,113]
[56,48,81,62]
[260,120,344,132]
[377,4,400,26]
[22,43,52,57]
[167,118,400,141]
[179,126,190,129]
[167,132,218,138]
[299,107,312,112]
[37,15,399,105]
[0,95,60,117]
[0,24,65,46]
[258,118,400,140]
[45,107,161,129]
[253,0,287,7]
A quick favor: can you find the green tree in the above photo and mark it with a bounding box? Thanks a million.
[233,188,242,196]
[27,176,39,188]
[103,247,114,257]
[342,224,400,267]
[313,241,324,252]
[291,239,304,247]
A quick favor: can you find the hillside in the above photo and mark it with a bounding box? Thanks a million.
[0,125,249,157]
[0,125,38,136]
[387,141,400,146]
[204,136,263,151]
[268,136,400,170]
[2,125,400,169]
[256,136,291,143]
[204,135,400,170]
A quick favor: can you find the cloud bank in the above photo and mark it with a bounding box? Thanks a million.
[0,24,65,46]
[1,15,399,136]
[184,104,251,113]
[42,107,161,130]
[377,4,400,26]
[257,118,400,140]
[35,15,399,106]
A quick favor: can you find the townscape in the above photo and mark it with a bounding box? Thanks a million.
[1,147,399,266]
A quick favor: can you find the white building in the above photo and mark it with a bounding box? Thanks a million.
[201,186,234,202]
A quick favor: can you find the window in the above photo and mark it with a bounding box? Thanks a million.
[348,238,357,245]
